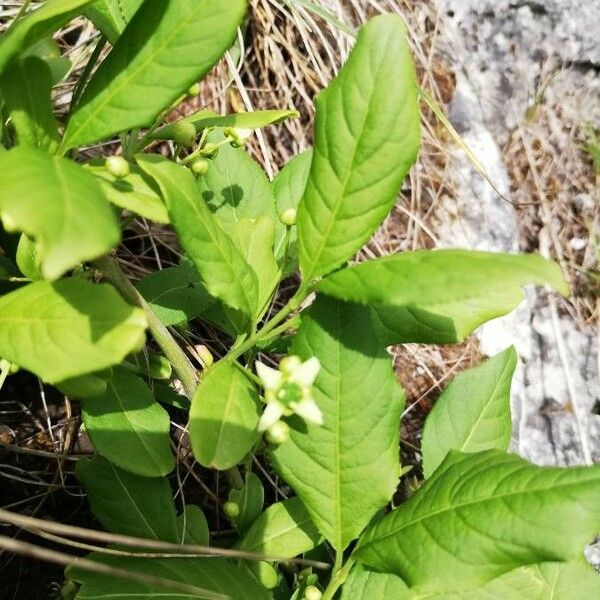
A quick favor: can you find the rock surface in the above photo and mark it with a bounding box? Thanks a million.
[434,0,600,470]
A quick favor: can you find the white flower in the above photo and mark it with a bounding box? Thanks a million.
[256,356,323,431]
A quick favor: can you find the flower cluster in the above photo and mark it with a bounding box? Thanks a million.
[256,356,323,435]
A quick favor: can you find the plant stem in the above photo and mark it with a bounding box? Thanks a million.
[95,256,199,398]
[321,555,354,600]
[70,35,107,114]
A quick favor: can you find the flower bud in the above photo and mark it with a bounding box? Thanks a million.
[266,420,290,445]
[190,158,210,176]
[304,586,322,600]
[279,208,297,227]
[105,155,130,179]
[223,501,240,519]
[196,345,214,368]
[187,82,200,97]
[224,127,253,148]
[148,355,172,380]
[200,142,220,159]
[171,121,197,148]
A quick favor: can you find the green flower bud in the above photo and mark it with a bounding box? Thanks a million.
[224,126,253,148]
[304,586,322,600]
[171,121,197,148]
[223,501,240,519]
[191,158,210,176]
[105,155,130,179]
[279,208,297,226]
[148,355,172,380]
[200,142,220,159]
[187,82,200,97]
[266,420,290,445]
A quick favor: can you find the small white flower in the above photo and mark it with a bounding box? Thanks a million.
[256,356,323,432]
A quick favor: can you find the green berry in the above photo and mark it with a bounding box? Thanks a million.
[187,82,200,97]
[279,208,297,226]
[266,420,290,445]
[148,355,172,380]
[200,142,220,159]
[105,155,130,179]
[304,586,322,600]
[171,121,197,147]
[191,158,210,176]
[223,501,240,519]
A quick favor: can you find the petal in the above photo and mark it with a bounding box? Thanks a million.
[293,398,324,426]
[258,401,285,431]
[291,357,321,387]
[256,361,283,391]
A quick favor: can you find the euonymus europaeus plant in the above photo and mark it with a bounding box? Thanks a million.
[0,2,599,599]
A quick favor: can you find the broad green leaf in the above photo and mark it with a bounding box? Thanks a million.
[271,296,405,551]
[297,14,420,281]
[0,0,93,74]
[231,217,280,320]
[138,155,259,316]
[178,505,210,545]
[62,0,247,149]
[197,141,277,227]
[422,347,517,478]
[0,147,120,280]
[86,161,169,224]
[341,564,409,600]
[319,250,570,344]
[272,149,312,268]
[0,56,59,150]
[153,108,299,142]
[55,370,111,398]
[137,261,214,326]
[356,450,600,592]
[343,562,600,600]
[0,279,146,383]
[238,497,322,558]
[85,0,144,44]
[229,472,264,534]
[76,456,179,542]
[189,361,261,470]
[81,369,175,477]
[70,555,272,600]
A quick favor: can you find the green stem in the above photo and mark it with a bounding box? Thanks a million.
[321,555,354,600]
[95,256,199,398]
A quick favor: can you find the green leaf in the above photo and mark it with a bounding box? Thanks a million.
[319,250,570,344]
[356,450,600,592]
[189,361,261,470]
[231,217,280,321]
[0,0,93,74]
[81,369,174,477]
[178,505,210,546]
[297,14,420,281]
[341,564,409,600]
[229,472,264,534]
[197,141,277,227]
[0,147,120,280]
[272,149,312,269]
[85,0,144,43]
[62,0,247,149]
[70,555,272,600]
[422,347,517,478]
[137,260,214,326]
[15,234,42,281]
[86,161,169,224]
[0,279,146,383]
[153,108,299,142]
[76,456,179,541]
[271,296,405,551]
[0,56,59,150]
[55,370,111,398]
[138,155,259,316]
[238,497,322,558]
